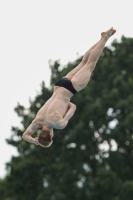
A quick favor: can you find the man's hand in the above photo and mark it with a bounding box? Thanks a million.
[64,102,76,121]
[22,133,38,145]
[22,120,40,145]
[34,137,40,145]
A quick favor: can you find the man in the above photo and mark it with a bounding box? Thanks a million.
[22,27,116,148]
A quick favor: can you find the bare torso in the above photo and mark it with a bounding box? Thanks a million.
[33,86,73,129]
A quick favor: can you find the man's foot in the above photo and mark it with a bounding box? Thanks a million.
[101,27,116,38]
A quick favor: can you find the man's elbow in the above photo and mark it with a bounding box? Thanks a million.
[22,132,27,140]
[22,135,25,140]
[59,120,68,129]
[63,120,68,128]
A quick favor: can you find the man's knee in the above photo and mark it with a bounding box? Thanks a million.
[86,61,97,72]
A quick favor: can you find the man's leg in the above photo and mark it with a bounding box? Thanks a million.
[64,41,101,80]
[71,27,116,92]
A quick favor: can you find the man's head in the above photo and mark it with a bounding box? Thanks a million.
[38,128,54,148]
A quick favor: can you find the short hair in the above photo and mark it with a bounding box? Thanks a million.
[38,129,53,148]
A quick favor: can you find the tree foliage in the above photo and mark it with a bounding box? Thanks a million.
[1,36,133,200]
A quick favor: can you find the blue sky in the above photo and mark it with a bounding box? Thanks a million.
[0,0,133,178]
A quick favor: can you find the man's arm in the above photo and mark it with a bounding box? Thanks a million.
[64,102,76,121]
[22,121,39,145]
[56,102,76,129]
[55,102,76,129]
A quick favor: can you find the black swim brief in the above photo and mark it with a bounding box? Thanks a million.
[55,78,77,94]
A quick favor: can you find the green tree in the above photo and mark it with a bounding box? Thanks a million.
[1,36,133,200]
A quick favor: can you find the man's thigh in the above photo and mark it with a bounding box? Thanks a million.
[71,62,95,92]
[64,61,85,80]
